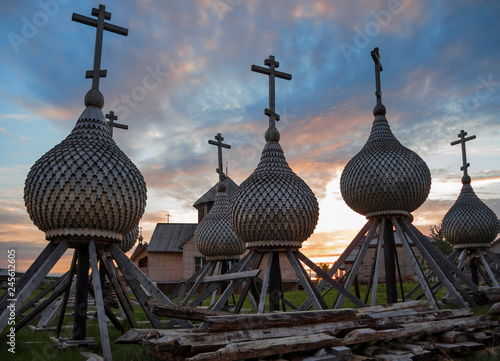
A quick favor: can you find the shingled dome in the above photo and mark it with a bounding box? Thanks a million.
[340,106,431,218]
[230,134,319,249]
[195,182,245,260]
[442,177,499,249]
[24,106,147,242]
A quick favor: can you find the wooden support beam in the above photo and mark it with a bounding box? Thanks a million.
[400,219,473,307]
[175,261,212,305]
[147,300,232,321]
[287,250,327,310]
[0,241,57,308]
[296,251,365,308]
[204,269,261,283]
[383,218,398,303]
[18,271,69,315]
[478,249,500,287]
[258,250,274,313]
[98,250,137,328]
[370,218,384,306]
[333,219,379,309]
[14,275,69,331]
[181,262,213,306]
[210,270,261,312]
[89,240,112,361]
[36,273,71,328]
[56,250,77,338]
[73,244,89,340]
[0,239,68,334]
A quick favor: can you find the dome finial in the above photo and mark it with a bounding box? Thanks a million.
[451,129,476,185]
[371,47,386,116]
[251,55,292,142]
[208,133,231,190]
[72,4,128,108]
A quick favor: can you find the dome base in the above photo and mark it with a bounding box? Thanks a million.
[453,243,491,250]
[45,228,123,243]
[206,255,241,261]
[365,210,411,218]
[246,240,303,249]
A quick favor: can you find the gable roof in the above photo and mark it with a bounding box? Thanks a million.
[147,223,197,253]
[130,243,145,260]
[193,177,239,209]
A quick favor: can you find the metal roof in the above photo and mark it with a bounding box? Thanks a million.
[147,223,197,253]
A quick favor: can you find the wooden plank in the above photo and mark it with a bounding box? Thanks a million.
[116,327,203,344]
[148,301,233,321]
[0,239,68,334]
[204,269,261,283]
[89,240,112,361]
[175,261,211,305]
[142,309,475,359]
[73,244,90,340]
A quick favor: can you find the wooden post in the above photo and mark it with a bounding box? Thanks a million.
[383,218,398,304]
[258,251,274,313]
[73,244,89,340]
[478,250,499,287]
[89,240,112,361]
[268,250,284,312]
[56,250,78,338]
[370,218,384,306]
[18,270,69,315]
[36,273,70,328]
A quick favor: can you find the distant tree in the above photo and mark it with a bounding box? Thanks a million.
[429,224,453,256]
[319,263,330,273]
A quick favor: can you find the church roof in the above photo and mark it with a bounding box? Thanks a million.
[147,223,197,253]
[193,177,239,209]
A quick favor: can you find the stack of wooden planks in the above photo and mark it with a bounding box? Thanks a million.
[116,300,500,360]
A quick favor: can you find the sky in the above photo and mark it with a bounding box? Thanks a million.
[1,0,499,274]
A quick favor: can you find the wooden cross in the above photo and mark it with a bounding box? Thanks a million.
[371,47,383,104]
[72,4,128,91]
[451,129,476,177]
[165,214,172,223]
[251,55,292,128]
[105,111,128,138]
[208,133,231,182]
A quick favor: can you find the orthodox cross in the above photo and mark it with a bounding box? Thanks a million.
[72,4,128,91]
[208,133,231,182]
[371,47,383,104]
[451,129,476,177]
[105,111,128,138]
[165,214,172,223]
[251,55,292,128]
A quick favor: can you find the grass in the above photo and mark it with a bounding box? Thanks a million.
[0,283,496,360]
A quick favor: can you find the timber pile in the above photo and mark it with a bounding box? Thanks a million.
[116,300,500,361]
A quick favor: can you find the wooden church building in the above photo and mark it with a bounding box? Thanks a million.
[131,177,239,293]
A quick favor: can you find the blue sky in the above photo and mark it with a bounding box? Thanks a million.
[1,0,499,272]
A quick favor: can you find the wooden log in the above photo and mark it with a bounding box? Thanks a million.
[146,309,473,356]
[204,269,261,283]
[186,333,339,361]
[148,301,233,321]
[116,327,203,344]
[433,342,463,355]
[440,330,468,343]
[207,300,439,332]
[476,287,500,305]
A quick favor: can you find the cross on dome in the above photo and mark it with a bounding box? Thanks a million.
[251,55,292,130]
[208,133,231,182]
[451,129,476,183]
[105,110,128,138]
[371,47,384,105]
[72,4,128,107]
